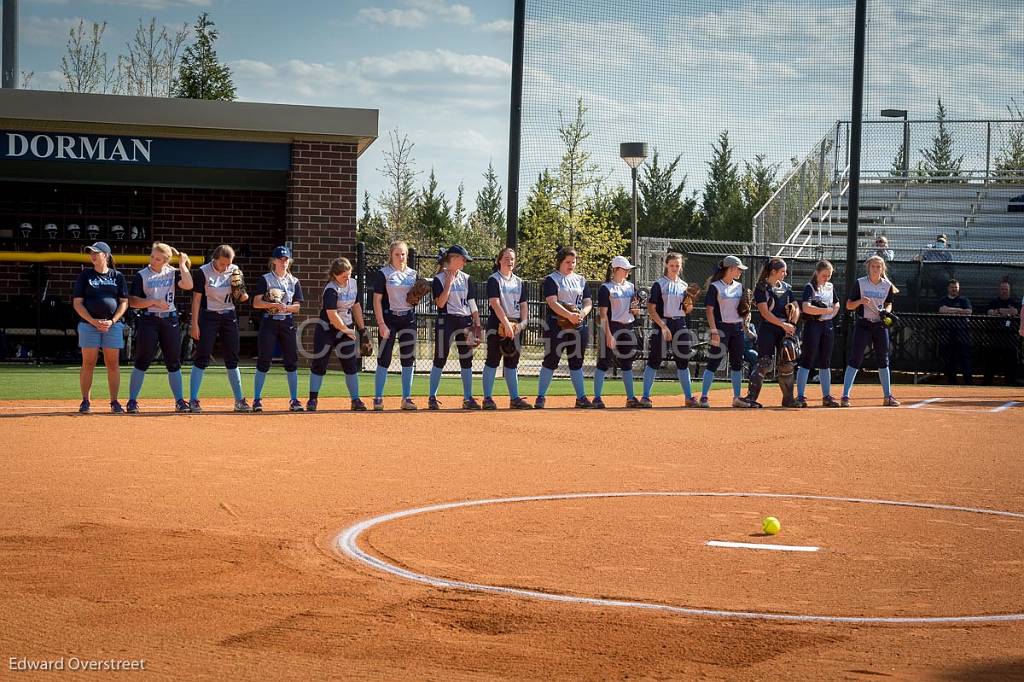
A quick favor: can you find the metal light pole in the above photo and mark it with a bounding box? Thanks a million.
[619,142,647,261]
[881,108,909,178]
[2,0,19,88]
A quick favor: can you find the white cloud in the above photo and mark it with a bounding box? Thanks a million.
[358,0,472,28]
[358,49,509,80]
[479,19,513,34]
[356,7,428,29]
[22,16,87,46]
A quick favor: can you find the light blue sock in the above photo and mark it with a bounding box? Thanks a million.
[189,367,205,401]
[701,369,714,397]
[819,369,832,397]
[537,366,554,398]
[167,370,183,401]
[310,372,325,396]
[460,367,473,400]
[401,365,413,399]
[253,370,268,400]
[286,370,298,401]
[429,366,442,398]
[129,368,145,401]
[374,365,387,399]
[593,368,606,399]
[797,367,810,399]
[482,365,497,398]
[843,366,858,397]
[504,367,520,399]
[227,368,244,401]
[345,372,359,399]
[622,369,635,400]
[642,365,656,399]
[879,366,892,397]
[730,370,742,398]
[677,368,692,399]
[569,368,586,399]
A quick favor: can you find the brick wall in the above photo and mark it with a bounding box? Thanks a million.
[286,141,359,320]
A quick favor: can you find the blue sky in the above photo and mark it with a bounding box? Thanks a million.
[13,0,1024,215]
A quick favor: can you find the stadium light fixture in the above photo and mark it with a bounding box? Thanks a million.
[880,109,910,178]
[619,143,648,260]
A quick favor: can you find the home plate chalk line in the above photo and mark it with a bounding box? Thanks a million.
[707,540,819,552]
[335,491,1024,624]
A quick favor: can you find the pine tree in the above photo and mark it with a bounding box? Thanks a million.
[639,150,699,239]
[452,182,467,231]
[474,161,506,232]
[917,99,964,182]
[417,169,452,247]
[995,96,1024,181]
[701,131,743,239]
[174,13,236,100]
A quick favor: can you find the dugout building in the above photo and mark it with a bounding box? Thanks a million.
[0,88,377,359]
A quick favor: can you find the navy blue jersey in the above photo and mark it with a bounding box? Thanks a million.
[321,278,359,326]
[432,270,474,316]
[754,280,795,320]
[486,271,527,322]
[849,277,895,322]
[801,281,837,321]
[73,267,128,320]
[987,296,1020,315]
[649,276,689,319]
[373,265,418,313]
[130,265,181,308]
[598,280,636,324]
[938,295,971,312]
[705,279,744,324]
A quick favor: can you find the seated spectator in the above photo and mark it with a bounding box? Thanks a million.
[873,236,895,262]
[937,279,973,385]
[984,280,1022,386]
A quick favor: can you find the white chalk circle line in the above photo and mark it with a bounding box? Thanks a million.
[334,491,1024,624]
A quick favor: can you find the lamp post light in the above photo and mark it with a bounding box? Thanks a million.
[619,142,648,262]
[881,109,909,178]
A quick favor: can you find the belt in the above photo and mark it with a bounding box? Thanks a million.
[387,309,414,317]
[266,314,292,321]
[146,311,177,319]
[207,308,235,315]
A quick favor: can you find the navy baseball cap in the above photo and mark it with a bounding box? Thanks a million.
[445,244,473,261]
[272,245,292,259]
[85,241,111,255]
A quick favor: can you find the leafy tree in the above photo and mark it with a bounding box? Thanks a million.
[377,131,421,243]
[174,12,236,100]
[917,99,964,181]
[554,98,603,245]
[59,20,118,93]
[119,17,189,97]
[357,191,389,253]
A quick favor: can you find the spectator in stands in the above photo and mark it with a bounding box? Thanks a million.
[937,278,973,385]
[873,236,895,262]
[984,280,1022,386]
[915,233,955,301]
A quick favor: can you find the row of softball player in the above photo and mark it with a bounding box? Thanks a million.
[71,239,899,413]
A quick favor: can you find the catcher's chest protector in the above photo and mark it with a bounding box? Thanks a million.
[200,262,237,311]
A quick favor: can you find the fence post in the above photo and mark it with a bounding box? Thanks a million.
[985,121,992,181]
[356,241,366,309]
[409,246,417,272]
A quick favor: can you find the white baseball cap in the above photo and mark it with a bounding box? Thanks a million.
[610,256,635,270]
